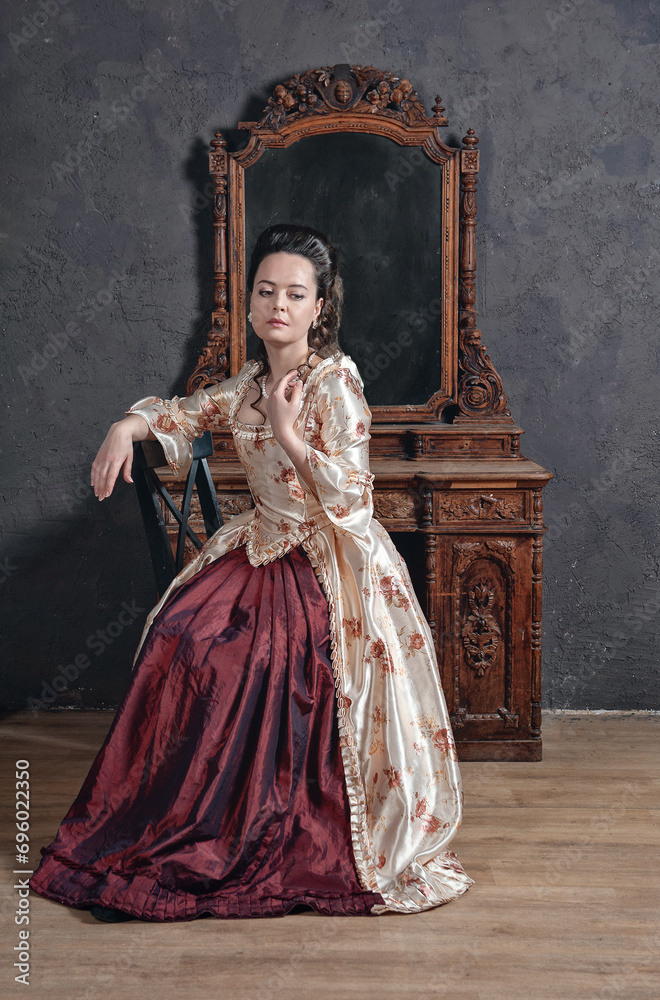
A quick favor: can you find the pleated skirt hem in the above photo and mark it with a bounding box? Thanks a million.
[30,851,384,920]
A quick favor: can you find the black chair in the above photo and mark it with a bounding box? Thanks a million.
[132,430,223,597]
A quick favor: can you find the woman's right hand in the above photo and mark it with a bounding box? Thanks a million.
[91,414,149,501]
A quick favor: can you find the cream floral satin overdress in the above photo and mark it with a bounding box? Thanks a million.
[127,352,474,914]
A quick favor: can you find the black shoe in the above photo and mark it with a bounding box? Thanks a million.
[90,904,135,922]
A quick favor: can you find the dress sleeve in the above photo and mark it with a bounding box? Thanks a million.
[304,366,374,535]
[126,377,236,477]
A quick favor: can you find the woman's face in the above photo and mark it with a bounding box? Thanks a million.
[249,252,323,354]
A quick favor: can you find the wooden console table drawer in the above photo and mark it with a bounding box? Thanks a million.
[436,490,529,525]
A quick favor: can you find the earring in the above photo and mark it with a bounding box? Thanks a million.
[313,319,318,329]
[248,310,253,323]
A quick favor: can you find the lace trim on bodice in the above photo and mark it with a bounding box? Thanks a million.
[229,352,343,439]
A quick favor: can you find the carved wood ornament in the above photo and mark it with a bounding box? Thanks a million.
[461,583,502,677]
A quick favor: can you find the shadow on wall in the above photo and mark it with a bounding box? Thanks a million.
[0,487,157,712]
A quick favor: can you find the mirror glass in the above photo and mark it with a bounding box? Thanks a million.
[244,132,444,406]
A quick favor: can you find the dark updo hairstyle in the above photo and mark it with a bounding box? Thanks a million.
[247,223,344,389]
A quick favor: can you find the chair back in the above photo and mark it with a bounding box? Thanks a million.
[132,431,223,596]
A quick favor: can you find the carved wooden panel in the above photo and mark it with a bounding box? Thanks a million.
[373,490,422,524]
[450,539,517,726]
[429,532,537,753]
[437,491,527,524]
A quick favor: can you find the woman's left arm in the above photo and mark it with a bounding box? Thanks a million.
[271,366,374,535]
[267,370,318,495]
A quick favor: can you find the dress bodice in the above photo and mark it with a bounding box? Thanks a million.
[228,359,337,565]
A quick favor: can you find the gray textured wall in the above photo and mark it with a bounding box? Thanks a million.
[1,0,658,711]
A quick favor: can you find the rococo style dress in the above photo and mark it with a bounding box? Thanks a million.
[29,352,474,920]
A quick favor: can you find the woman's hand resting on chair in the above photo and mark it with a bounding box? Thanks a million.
[91,414,154,501]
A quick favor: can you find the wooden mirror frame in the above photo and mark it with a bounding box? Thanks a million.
[186,63,511,426]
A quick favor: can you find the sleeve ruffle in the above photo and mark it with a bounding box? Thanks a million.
[126,382,233,477]
[304,367,374,536]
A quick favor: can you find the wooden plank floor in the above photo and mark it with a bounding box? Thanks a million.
[1,710,658,1000]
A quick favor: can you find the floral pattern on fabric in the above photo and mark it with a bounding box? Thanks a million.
[411,712,460,763]
[127,380,238,474]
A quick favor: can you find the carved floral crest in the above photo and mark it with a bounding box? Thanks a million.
[252,64,448,130]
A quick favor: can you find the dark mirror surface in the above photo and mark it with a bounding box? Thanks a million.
[243,132,443,406]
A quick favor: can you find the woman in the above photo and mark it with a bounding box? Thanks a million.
[29,223,474,921]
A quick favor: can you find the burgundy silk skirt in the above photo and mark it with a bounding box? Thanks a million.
[29,546,386,920]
